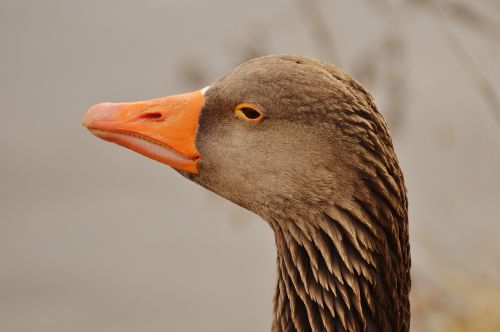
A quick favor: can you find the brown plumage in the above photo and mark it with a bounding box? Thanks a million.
[84,55,410,332]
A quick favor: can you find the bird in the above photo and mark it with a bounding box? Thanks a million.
[83,55,410,332]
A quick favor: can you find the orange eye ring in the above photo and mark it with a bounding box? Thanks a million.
[234,103,264,123]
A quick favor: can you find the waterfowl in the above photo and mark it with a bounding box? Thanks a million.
[83,55,410,332]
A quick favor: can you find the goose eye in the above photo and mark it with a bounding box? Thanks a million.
[235,103,264,123]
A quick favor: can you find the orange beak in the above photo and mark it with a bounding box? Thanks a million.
[82,90,204,174]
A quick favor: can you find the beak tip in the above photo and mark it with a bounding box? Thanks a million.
[82,102,118,128]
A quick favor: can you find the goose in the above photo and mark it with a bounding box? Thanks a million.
[83,55,410,332]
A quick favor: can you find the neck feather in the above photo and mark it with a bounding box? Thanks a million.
[267,161,410,332]
[269,201,410,332]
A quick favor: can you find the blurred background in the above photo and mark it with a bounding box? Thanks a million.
[1,0,499,331]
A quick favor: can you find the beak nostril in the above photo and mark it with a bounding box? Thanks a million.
[140,112,163,120]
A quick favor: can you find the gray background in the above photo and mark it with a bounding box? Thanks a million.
[1,0,499,331]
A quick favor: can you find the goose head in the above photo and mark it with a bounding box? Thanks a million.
[83,55,410,332]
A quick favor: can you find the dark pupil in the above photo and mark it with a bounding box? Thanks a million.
[241,107,261,119]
